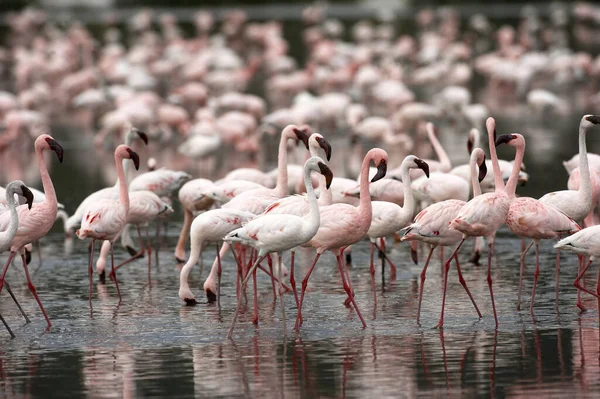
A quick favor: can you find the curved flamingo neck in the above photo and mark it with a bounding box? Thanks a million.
[577,120,592,203]
[505,140,525,199]
[427,125,451,171]
[488,124,505,192]
[36,145,57,208]
[358,155,373,219]
[115,151,130,213]
[275,129,293,197]
[304,165,320,232]
[399,161,416,219]
[470,152,483,197]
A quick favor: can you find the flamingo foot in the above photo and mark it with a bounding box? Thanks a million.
[99,270,106,284]
[185,298,199,306]
[206,289,217,303]
[126,246,139,257]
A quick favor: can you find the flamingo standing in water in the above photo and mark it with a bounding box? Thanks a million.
[366,155,430,303]
[402,148,488,323]
[178,208,254,306]
[0,134,63,328]
[76,145,140,307]
[497,133,581,314]
[0,181,34,338]
[442,117,516,328]
[225,156,333,338]
[295,148,389,330]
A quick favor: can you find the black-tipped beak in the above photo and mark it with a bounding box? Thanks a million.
[586,115,600,125]
[127,148,140,170]
[21,185,34,210]
[316,137,332,161]
[467,138,473,154]
[478,157,487,183]
[317,161,333,189]
[293,128,310,149]
[414,158,430,178]
[495,134,517,147]
[137,130,149,144]
[46,138,64,163]
[371,159,387,183]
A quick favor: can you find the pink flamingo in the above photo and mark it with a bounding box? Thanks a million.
[0,181,34,337]
[403,147,488,324]
[0,134,63,328]
[366,155,430,301]
[76,145,140,307]
[295,148,388,330]
[442,117,517,328]
[225,156,333,338]
[497,133,581,314]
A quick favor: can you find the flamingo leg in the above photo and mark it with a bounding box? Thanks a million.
[530,242,541,316]
[20,253,51,328]
[574,258,598,299]
[437,238,466,328]
[0,312,14,338]
[379,238,385,284]
[0,251,17,294]
[267,255,277,299]
[146,225,152,281]
[577,255,584,310]
[454,253,482,318]
[277,252,287,335]
[295,253,321,330]
[114,226,145,271]
[337,253,366,328]
[417,247,435,324]
[4,281,30,323]
[373,241,397,281]
[487,239,499,327]
[88,240,94,311]
[216,242,222,309]
[555,249,561,312]
[228,254,268,339]
[517,241,534,310]
[252,268,258,324]
[369,242,376,306]
[289,250,299,308]
[108,242,122,302]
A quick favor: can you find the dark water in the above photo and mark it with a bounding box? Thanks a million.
[1,223,600,397]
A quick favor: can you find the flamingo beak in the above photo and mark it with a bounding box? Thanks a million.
[318,162,333,189]
[136,130,149,144]
[127,148,140,170]
[371,159,387,183]
[495,134,517,147]
[316,137,332,161]
[46,138,64,163]
[478,157,487,183]
[21,185,34,210]
[467,137,473,154]
[586,115,600,124]
[414,158,430,178]
[293,128,310,149]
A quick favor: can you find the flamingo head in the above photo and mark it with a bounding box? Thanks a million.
[44,136,64,163]
[467,128,479,154]
[485,117,496,141]
[583,114,600,128]
[478,154,488,183]
[126,147,140,170]
[317,161,333,189]
[494,133,519,147]
[20,184,34,210]
[292,125,311,149]
[312,134,332,161]
[371,158,387,182]
[132,127,149,144]
[414,158,430,178]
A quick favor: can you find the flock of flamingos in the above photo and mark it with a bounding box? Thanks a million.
[1,4,600,340]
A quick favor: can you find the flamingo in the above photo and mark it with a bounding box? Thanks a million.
[178,208,254,306]
[225,156,333,338]
[95,191,174,282]
[496,133,582,314]
[441,117,518,328]
[0,181,34,338]
[402,147,488,323]
[366,155,430,301]
[295,148,388,330]
[76,145,140,307]
[203,180,264,204]
[0,134,63,328]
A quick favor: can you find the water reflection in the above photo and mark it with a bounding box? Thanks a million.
[2,322,600,398]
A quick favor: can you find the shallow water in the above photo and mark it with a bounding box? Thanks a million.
[1,223,599,398]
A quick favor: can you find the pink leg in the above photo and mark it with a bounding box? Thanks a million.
[267,255,276,299]
[108,242,122,302]
[517,241,534,310]
[88,240,95,311]
[115,226,145,271]
[530,242,541,316]
[454,253,482,318]
[146,225,152,281]
[417,247,435,324]
[295,253,321,330]
[369,242,376,306]
[336,253,366,328]
[437,238,466,328]
[555,249,561,312]
[252,269,258,324]
[574,258,598,300]
[487,240,499,327]
[277,252,287,335]
[596,266,600,324]
[20,253,51,328]
[289,250,299,308]
[0,251,16,294]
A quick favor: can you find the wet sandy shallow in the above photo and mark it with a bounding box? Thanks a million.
[1,224,599,398]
